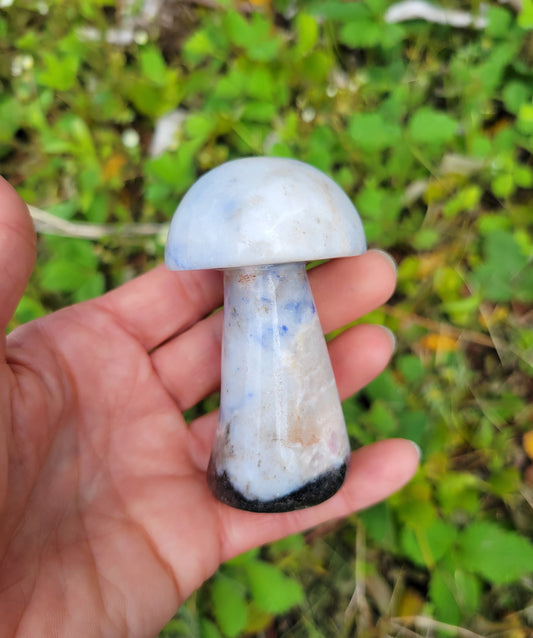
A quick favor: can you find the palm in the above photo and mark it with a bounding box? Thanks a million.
[2,281,225,636]
[0,177,418,637]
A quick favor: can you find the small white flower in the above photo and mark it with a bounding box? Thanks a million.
[122,128,140,148]
[11,54,34,77]
[301,107,316,123]
[134,31,148,45]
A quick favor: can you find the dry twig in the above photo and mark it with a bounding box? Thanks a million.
[390,615,486,638]
[344,521,372,630]
[27,205,168,240]
[382,304,496,349]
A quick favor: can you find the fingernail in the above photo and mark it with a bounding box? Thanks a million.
[407,440,422,460]
[368,248,398,273]
[380,325,397,353]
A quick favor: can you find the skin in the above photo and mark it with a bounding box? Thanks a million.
[0,176,419,637]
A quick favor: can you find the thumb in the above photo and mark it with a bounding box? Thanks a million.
[0,176,36,340]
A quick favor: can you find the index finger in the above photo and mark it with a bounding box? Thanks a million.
[0,177,36,347]
[94,265,223,351]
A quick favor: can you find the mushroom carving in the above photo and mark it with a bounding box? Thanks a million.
[165,157,366,512]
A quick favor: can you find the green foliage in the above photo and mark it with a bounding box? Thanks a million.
[458,522,533,585]
[408,108,459,147]
[243,559,304,614]
[196,550,304,637]
[2,0,533,636]
[211,573,248,638]
[472,231,533,303]
[40,237,105,302]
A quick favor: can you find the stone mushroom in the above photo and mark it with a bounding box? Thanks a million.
[165,157,366,512]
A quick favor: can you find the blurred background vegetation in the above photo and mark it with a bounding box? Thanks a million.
[2,0,533,635]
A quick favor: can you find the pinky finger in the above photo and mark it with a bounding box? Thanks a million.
[216,438,420,563]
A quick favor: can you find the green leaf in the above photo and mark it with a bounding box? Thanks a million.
[413,227,440,250]
[241,101,277,123]
[340,20,381,49]
[437,472,480,515]
[145,141,199,191]
[518,0,533,28]
[429,562,482,624]
[355,185,403,244]
[408,108,458,146]
[396,410,427,447]
[15,296,46,324]
[365,370,406,408]
[37,52,79,91]
[183,22,228,66]
[140,45,169,85]
[223,11,281,61]
[392,478,437,531]
[184,113,216,141]
[429,569,461,625]
[308,0,369,21]
[44,236,98,267]
[476,42,519,95]
[224,547,260,567]
[210,574,247,638]
[487,6,513,38]
[454,569,482,617]
[518,101,533,134]
[0,97,21,143]
[244,560,304,614]
[458,522,533,584]
[200,619,223,638]
[472,231,532,302]
[397,355,425,384]
[301,50,334,83]
[359,502,397,549]
[268,533,305,557]
[514,165,533,188]
[245,66,278,102]
[41,260,93,293]
[401,519,458,568]
[74,272,105,302]
[487,467,521,497]
[295,13,319,56]
[348,112,402,152]
[367,400,397,434]
[491,173,515,199]
[223,10,252,46]
[502,81,531,114]
[184,29,216,65]
[126,75,182,118]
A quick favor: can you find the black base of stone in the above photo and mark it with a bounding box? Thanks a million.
[207,459,349,513]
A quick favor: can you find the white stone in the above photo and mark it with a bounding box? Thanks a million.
[210,263,350,502]
[165,157,366,510]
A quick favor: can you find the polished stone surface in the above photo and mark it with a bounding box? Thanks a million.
[165,157,366,270]
[207,263,351,511]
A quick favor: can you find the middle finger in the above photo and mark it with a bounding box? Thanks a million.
[150,251,396,411]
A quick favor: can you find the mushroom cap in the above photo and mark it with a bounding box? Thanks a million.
[165,157,366,270]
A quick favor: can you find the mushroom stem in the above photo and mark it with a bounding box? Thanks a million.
[207,262,351,512]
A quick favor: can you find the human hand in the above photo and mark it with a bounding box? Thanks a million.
[0,176,419,637]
